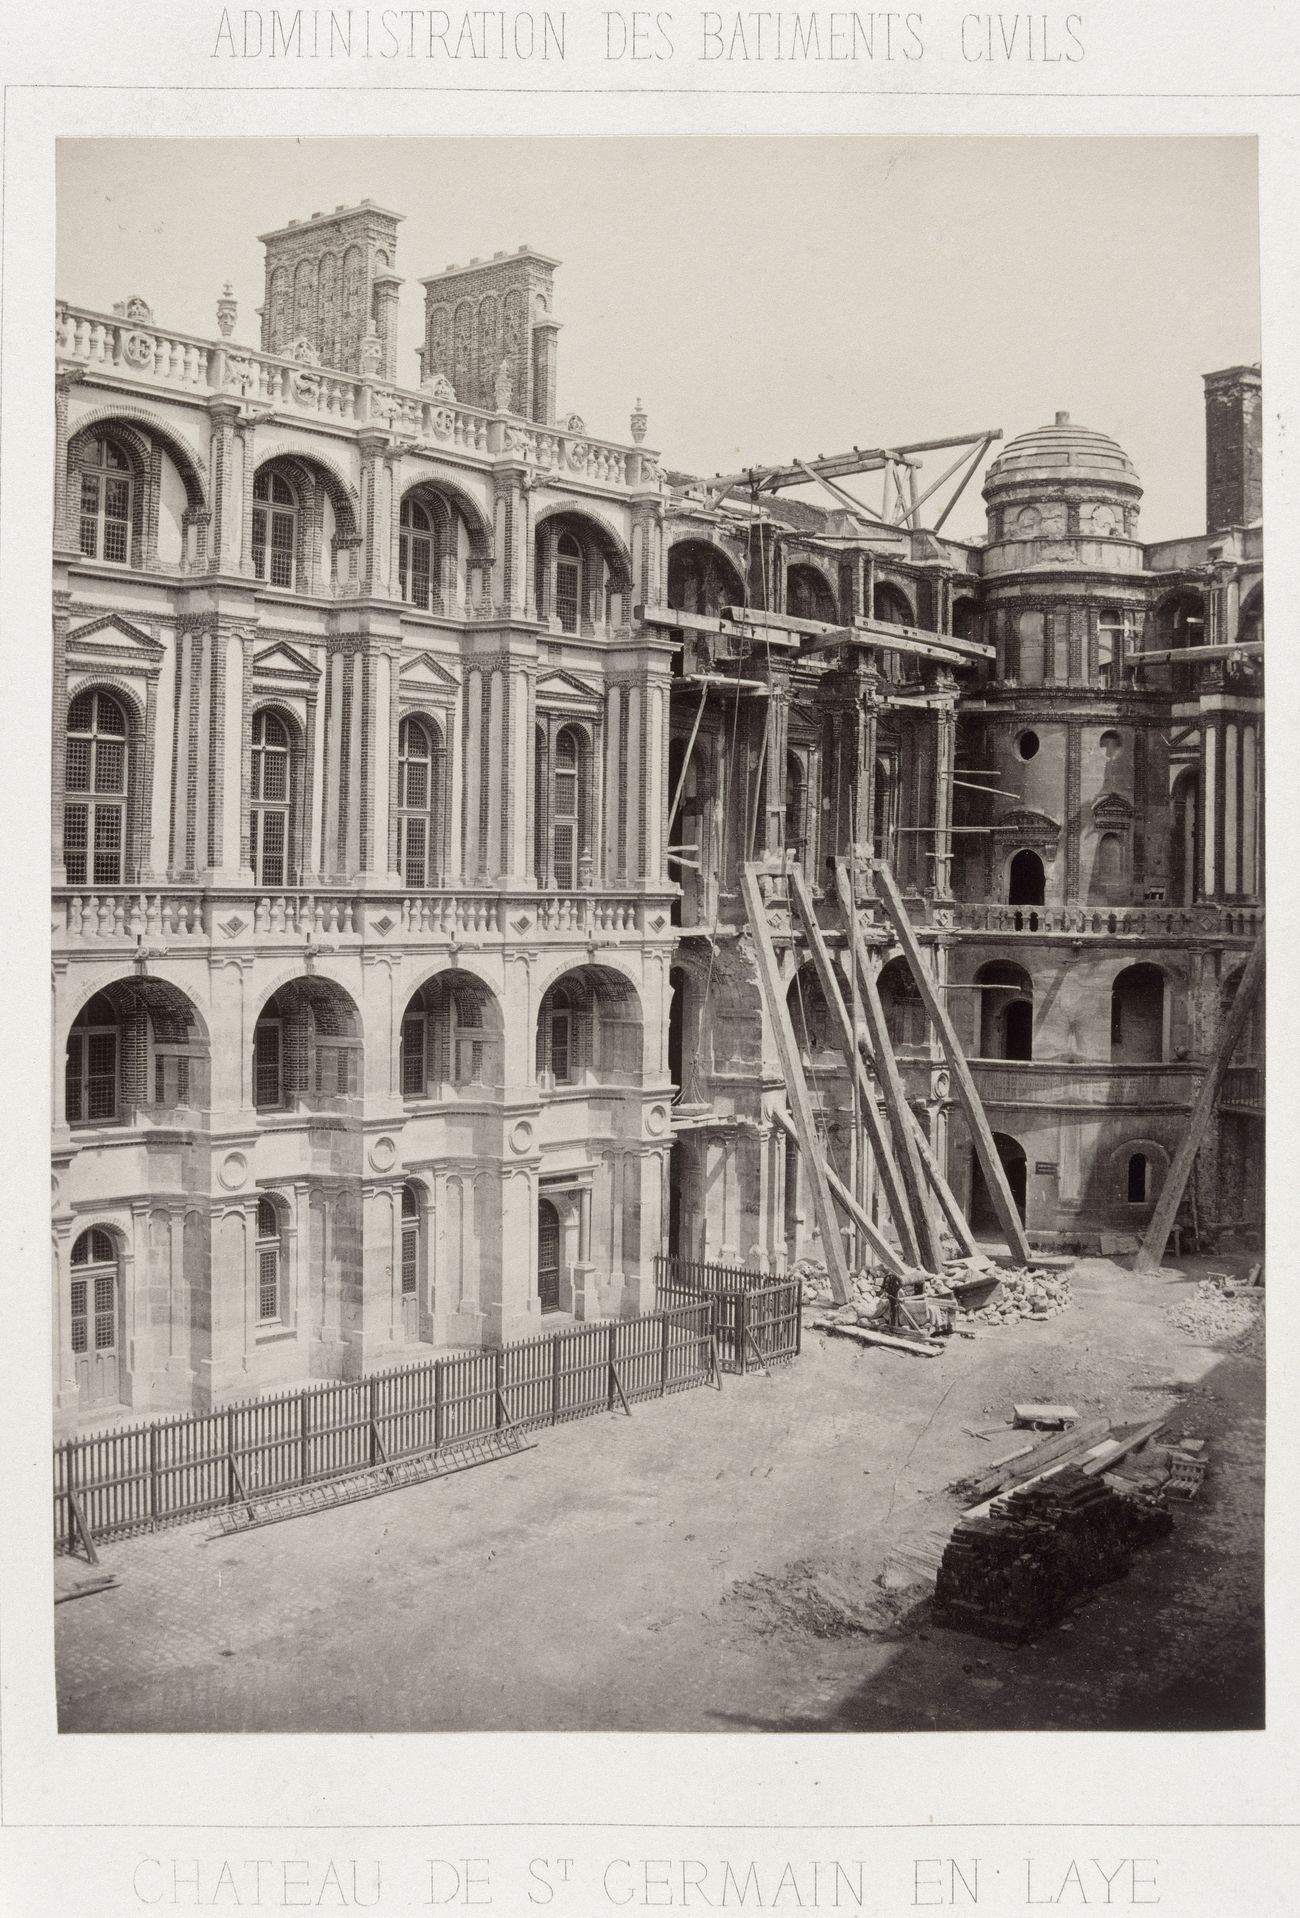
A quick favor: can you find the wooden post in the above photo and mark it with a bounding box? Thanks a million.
[829,859,945,1267]
[433,1359,445,1451]
[300,1388,311,1486]
[740,864,854,1305]
[148,1424,160,1528]
[1134,934,1264,1273]
[770,1107,908,1276]
[786,864,924,1265]
[872,859,1034,1264]
[494,1347,505,1430]
[660,1310,670,1397]
[905,1105,981,1258]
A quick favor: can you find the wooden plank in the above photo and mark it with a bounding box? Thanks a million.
[770,1108,908,1278]
[810,1317,943,1357]
[1134,933,1264,1273]
[1081,1415,1168,1475]
[906,1106,981,1258]
[831,859,945,1268]
[741,865,854,1306]
[963,1439,1119,1519]
[786,865,924,1266]
[872,859,1034,1264]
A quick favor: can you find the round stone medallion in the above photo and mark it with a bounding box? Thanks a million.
[368,1136,397,1173]
[218,1150,248,1191]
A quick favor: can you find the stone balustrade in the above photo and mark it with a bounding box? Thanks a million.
[56,303,651,489]
[972,1058,1202,1108]
[54,886,669,947]
[953,900,1263,941]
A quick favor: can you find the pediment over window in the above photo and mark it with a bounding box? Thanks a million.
[399,650,460,693]
[1092,790,1137,826]
[251,641,319,685]
[992,807,1060,846]
[66,614,164,671]
[535,669,602,709]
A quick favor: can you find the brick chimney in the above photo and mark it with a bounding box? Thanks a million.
[419,246,561,421]
[258,200,404,380]
[1203,364,1262,533]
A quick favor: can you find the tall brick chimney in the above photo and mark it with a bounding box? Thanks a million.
[1203,364,1262,533]
[258,200,404,380]
[419,246,561,421]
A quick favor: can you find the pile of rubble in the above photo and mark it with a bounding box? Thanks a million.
[796,1254,1072,1330]
[1164,1278,1264,1354]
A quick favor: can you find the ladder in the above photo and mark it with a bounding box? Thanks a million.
[214,1425,537,1535]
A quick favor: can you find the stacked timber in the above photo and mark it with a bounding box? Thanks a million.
[932,1466,1173,1644]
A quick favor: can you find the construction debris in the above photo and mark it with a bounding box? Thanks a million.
[1163,1278,1264,1354]
[964,1266,1073,1324]
[932,1465,1174,1643]
[811,1316,944,1357]
[1013,1403,1079,1430]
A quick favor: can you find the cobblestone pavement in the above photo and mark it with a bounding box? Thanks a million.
[55,1257,1264,1732]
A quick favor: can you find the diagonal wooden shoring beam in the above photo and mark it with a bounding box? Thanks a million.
[1133,934,1265,1274]
[890,459,914,526]
[872,859,1034,1264]
[793,459,898,529]
[786,865,924,1267]
[832,860,944,1270]
[770,1109,908,1279]
[740,865,854,1305]
[933,436,995,536]
[908,439,986,520]
[667,679,710,840]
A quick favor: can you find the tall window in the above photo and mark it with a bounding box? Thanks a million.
[552,727,580,887]
[64,690,128,886]
[397,715,441,886]
[399,497,437,610]
[255,1197,283,1323]
[250,710,293,886]
[252,469,298,590]
[555,532,582,634]
[78,437,133,565]
[1097,610,1128,685]
[254,1005,284,1109]
[400,1009,427,1096]
[548,986,573,1084]
[66,994,120,1126]
[401,1185,420,1305]
[70,1227,119,1408]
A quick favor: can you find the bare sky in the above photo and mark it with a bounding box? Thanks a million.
[56,137,1259,542]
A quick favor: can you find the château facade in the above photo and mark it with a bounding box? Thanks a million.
[52,199,1263,1430]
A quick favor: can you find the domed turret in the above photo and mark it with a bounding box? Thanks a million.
[984,411,1142,550]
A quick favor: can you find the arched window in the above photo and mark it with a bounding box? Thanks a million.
[1095,831,1124,889]
[555,531,582,634]
[401,1184,421,1326]
[784,752,806,855]
[399,496,438,610]
[397,715,442,887]
[253,997,284,1108]
[250,709,293,886]
[252,469,299,589]
[878,957,927,1051]
[1127,1153,1151,1204]
[255,1196,284,1323]
[538,1198,561,1313]
[976,962,1034,1061]
[64,690,129,886]
[873,582,913,626]
[787,565,837,624]
[253,980,360,1110]
[1008,849,1045,906]
[65,993,120,1126]
[78,437,133,564]
[70,1226,120,1409]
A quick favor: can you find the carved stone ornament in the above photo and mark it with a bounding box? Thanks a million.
[630,398,648,445]
[216,283,238,339]
[493,358,513,412]
[1091,789,1137,827]
[114,295,154,323]
[291,368,321,405]
[359,333,384,377]
[565,439,590,471]
[220,352,256,396]
[563,412,586,434]
[368,1136,398,1173]
[121,330,155,369]
[429,406,455,441]
[421,373,456,403]
[992,807,1061,848]
[286,335,321,366]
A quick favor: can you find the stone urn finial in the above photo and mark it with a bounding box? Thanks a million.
[630,397,648,445]
[216,283,238,339]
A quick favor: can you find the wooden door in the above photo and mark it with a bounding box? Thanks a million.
[538,1199,561,1314]
[71,1231,119,1411]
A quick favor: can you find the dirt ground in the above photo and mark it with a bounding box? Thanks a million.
[55,1254,1264,1733]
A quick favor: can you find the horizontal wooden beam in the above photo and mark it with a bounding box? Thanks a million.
[1133,641,1264,665]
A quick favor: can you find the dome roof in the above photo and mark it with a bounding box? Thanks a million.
[984,411,1140,494]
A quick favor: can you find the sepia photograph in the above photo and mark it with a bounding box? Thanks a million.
[49,135,1264,1735]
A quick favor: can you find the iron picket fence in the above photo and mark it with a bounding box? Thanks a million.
[653,1253,802,1374]
[54,1300,715,1554]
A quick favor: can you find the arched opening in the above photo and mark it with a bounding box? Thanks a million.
[252,976,361,1111]
[970,1133,1027,1235]
[951,598,980,642]
[255,1194,287,1327]
[666,538,748,618]
[668,965,686,1094]
[400,1183,423,1335]
[1091,830,1125,901]
[873,753,898,863]
[396,713,446,887]
[534,722,591,889]
[63,688,132,887]
[76,434,135,565]
[64,979,209,1129]
[1110,964,1166,1064]
[877,956,927,1051]
[537,1197,561,1314]
[536,967,643,1087]
[1127,1152,1150,1204]
[784,751,807,858]
[1155,589,1207,698]
[69,1225,122,1411]
[786,564,837,624]
[975,961,1034,1060]
[1170,768,1199,906]
[786,962,838,1060]
[252,466,300,590]
[535,513,630,634]
[1008,848,1045,906]
[400,970,502,1097]
[399,494,440,610]
[1239,583,1263,647]
[873,581,914,626]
